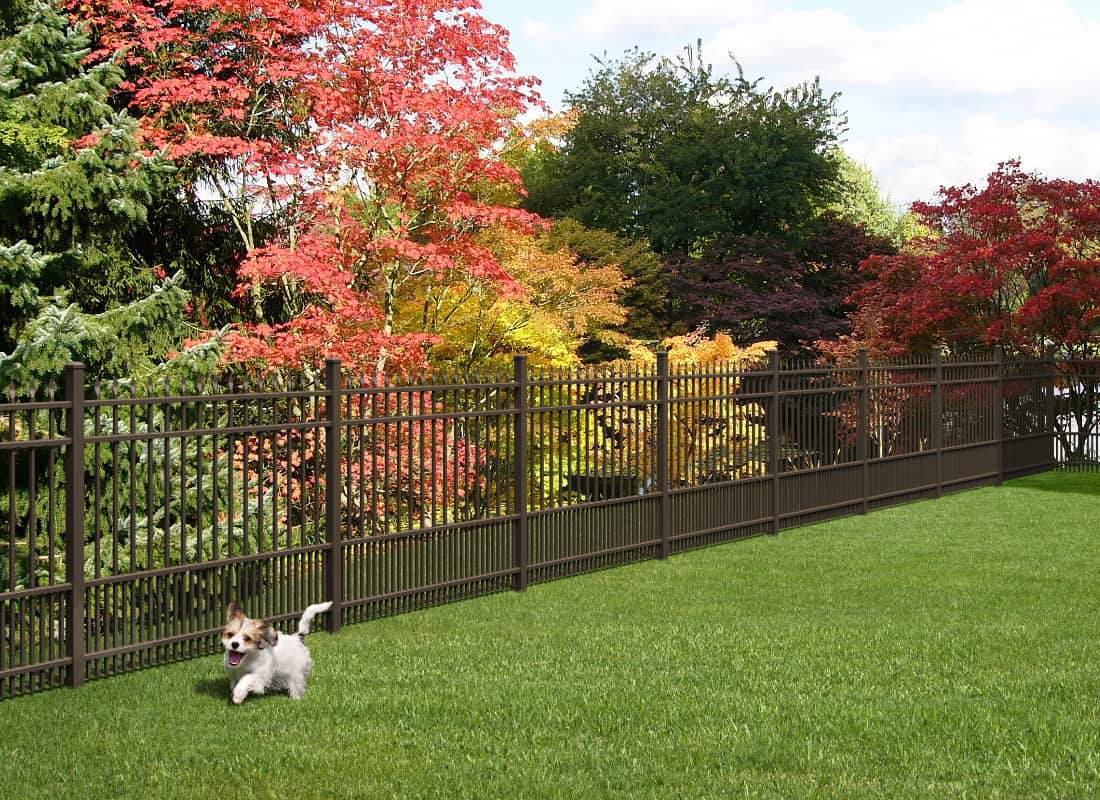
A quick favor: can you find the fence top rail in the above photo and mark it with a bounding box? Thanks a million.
[86,387,326,408]
[0,398,70,413]
[0,353,1083,413]
[0,435,71,451]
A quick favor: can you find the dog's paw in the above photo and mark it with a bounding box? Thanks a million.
[232,687,248,705]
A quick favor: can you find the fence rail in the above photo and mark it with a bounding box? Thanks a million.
[2,349,1097,698]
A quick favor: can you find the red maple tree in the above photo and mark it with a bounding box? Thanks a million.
[79,0,542,373]
[841,161,1100,358]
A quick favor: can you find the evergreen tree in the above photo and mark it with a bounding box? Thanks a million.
[0,1,188,386]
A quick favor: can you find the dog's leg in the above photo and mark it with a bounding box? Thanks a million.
[286,678,307,699]
[231,674,266,705]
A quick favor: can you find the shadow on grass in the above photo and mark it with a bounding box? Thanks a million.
[194,677,228,700]
[1008,470,1100,497]
[194,676,289,706]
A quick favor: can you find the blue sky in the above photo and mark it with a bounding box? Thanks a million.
[478,0,1100,207]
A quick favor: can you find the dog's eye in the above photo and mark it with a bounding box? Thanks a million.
[242,635,252,643]
[222,632,231,638]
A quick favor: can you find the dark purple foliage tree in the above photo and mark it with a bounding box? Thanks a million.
[666,212,894,352]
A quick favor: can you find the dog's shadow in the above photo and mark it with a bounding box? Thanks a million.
[194,677,282,705]
[194,677,229,700]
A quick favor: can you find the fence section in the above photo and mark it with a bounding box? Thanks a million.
[1,385,71,696]
[1,350,1095,699]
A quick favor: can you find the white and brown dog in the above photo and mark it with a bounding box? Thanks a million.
[221,601,333,704]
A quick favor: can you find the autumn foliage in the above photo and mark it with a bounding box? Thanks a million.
[401,226,631,369]
[78,0,542,373]
[844,161,1100,357]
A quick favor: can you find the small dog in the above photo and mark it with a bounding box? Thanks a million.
[222,601,333,704]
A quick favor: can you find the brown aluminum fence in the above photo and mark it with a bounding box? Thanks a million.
[1,349,1095,699]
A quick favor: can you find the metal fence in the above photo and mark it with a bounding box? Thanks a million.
[2,349,1095,699]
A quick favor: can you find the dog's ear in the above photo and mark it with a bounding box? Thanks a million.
[226,602,245,623]
[256,621,278,650]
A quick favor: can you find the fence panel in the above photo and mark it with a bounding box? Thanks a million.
[77,374,330,682]
[1002,353,1054,478]
[523,362,660,581]
[1,387,70,698]
[338,369,516,622]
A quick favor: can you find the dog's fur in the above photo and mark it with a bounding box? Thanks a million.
[222,601,333,704]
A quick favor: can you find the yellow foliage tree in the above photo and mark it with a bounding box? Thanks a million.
[399,226,630,370]
[660,330,775,483]
[558,331,776,498]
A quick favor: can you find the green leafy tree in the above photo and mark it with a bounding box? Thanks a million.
[826,150,913,247]
[0,1,186,385]
[522,44,845,254]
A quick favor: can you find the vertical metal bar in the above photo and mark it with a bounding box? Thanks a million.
[47,399,58,587]
[64,363,86,688]
[655,352,670,559]
[324,358,343,632]
[767,351,780,535]
[932,349,943,497]
[858,350,869,514]
[7,399,16,597]
[994,346,1004,485]
[512,355,529,592]
[1045,346,1057,469]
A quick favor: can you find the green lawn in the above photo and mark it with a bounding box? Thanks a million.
[2,471,1099,799]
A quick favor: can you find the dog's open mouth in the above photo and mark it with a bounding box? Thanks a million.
[227,651,244,667]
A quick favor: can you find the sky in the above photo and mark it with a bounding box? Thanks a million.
[478,0,1100,209]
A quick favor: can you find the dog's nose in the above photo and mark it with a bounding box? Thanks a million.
[231,641,239,650]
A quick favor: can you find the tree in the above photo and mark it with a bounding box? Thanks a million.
[399,225,631,370]
[82,0,542,375]
[826,150,911,247]
[846,161,1100,358]
[521,44,845,254]
[666,212,894,352]
[0,0,186,386]
[542,218,668,345]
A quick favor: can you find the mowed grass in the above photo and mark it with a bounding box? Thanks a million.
[2,472,1099,799]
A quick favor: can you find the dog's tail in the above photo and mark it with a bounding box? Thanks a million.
[296,601,334,639]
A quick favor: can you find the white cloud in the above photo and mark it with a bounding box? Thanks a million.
[520,19,553,41]
[502,0,1100,204]
[850,114,1100,206]
[571,0,761,40]
[714,0,1100,109]
[685,0,1100,203]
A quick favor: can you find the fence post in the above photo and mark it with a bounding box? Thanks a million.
[993,346,1004,485]
[324,357,343,632]
[1045,345,1057,470]
[767,351,780,536]
[655,352,670,559]
[932,349,943,498]
[512,355,529,591]
[64,363,85,688]
[857,350,869,515]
